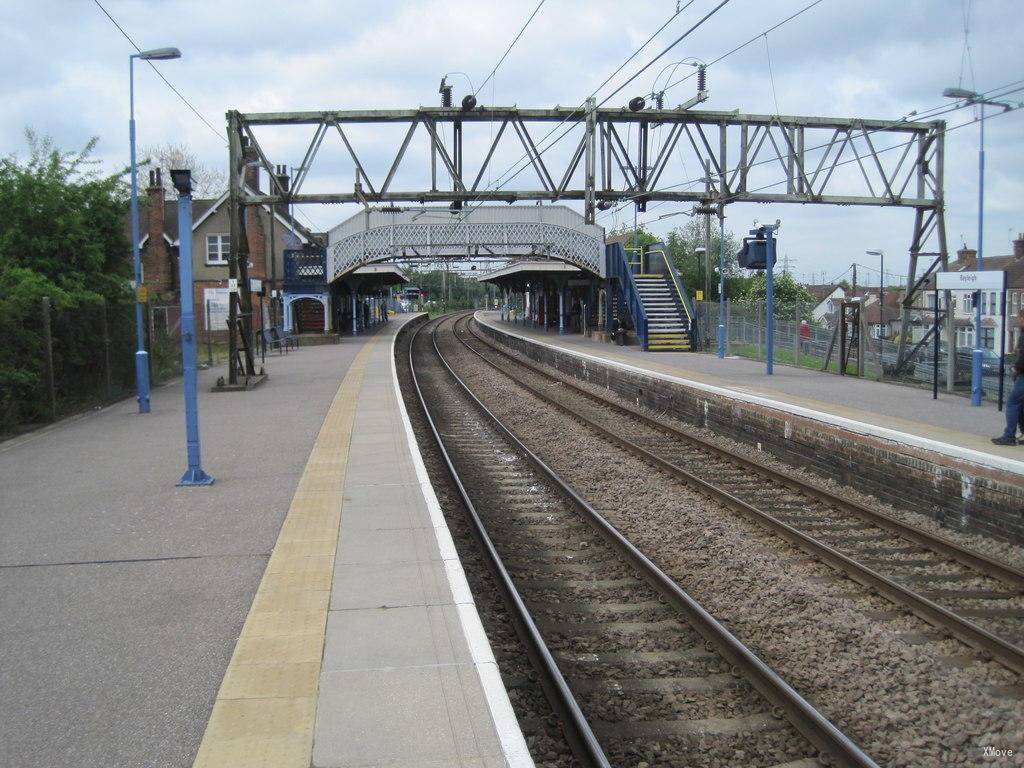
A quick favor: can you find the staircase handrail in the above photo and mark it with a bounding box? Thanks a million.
[606,243,649,350]
[648,245,700,347]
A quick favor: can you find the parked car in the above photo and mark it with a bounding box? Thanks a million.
[955,347,1003,376]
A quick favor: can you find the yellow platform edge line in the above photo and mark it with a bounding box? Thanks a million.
[191,336,380,768]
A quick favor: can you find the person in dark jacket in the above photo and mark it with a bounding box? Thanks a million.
[992,308,1024,446]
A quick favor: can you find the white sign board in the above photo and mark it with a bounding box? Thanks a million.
[203,288,231,330]
[228,278,238,293]
[249,278,263,294]
[936,270,1006,291]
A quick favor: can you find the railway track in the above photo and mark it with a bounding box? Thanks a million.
[454,312,1024,677]
[409,313,877,768]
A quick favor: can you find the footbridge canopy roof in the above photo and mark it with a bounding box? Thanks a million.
[326,205,604,282]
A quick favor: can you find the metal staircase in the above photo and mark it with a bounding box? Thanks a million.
[633,273,692,351]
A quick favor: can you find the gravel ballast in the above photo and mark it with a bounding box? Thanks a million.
[435,317,1024,768]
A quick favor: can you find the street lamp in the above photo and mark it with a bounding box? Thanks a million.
[129,46,181,414]
[942,86,1013,405]
[867,249,884,380]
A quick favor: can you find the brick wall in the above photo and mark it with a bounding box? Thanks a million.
[142,169,174,295]
[478,321,1024,545]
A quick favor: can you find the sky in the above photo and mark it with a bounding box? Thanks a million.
[2,0,1022,288]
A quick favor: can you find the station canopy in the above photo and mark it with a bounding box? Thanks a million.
[326,204,605,283]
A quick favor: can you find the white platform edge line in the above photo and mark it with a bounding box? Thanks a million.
[477,312,1024,478]
[390,317,536,768]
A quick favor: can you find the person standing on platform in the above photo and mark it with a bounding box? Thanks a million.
[992,308,1024,446]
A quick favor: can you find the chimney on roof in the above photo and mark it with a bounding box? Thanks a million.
[146,168,164,248]
[956,245,977,267]
[143,169,172,290]
[274,164,290,218]
[1014,232,1024,260]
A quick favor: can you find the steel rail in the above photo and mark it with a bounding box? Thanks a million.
[468,316,1024,590]
[406,315,611,768]
[457,315,1024,676]
[430,312,879,768]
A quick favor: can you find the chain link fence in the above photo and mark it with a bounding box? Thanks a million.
[0,298,238,436]
[692,300,1015,408]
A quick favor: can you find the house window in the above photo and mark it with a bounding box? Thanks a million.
[991,291,998,316]
[206,234,230,264]
[982,327,995,350]
[963,293,973,312]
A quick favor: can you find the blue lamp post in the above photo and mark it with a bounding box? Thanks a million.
[129,46,181,414]
[171,169,214,487]
[943,86,1013,406]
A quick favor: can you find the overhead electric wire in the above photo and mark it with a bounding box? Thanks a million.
[600,78,1024,228]
[459,0,728,219]
[93,0,226,144]
[661,0,827,95]
[474,0,546,97]
[456,0,700,217]
[626,94,1024,232]
[597,0,831,224]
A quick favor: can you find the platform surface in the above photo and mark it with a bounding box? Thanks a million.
[0,314,527,768]
[478,312,1024,473]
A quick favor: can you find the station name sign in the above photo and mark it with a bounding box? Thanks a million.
[935,270,1007,291]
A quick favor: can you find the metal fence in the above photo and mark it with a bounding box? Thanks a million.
[0,298,221,435]
[692,300,1015,408]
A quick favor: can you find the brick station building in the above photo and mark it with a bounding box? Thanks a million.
[134,166,318,337]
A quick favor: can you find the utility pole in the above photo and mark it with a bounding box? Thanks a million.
[852,264,857,295]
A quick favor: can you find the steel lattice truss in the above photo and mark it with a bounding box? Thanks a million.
[223,105,951,382]
[232,105,943,218]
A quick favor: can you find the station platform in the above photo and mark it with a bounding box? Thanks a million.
[478,312,1024,474]
[0,314,528,768]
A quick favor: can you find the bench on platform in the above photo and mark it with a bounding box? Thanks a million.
[264,326,298,354]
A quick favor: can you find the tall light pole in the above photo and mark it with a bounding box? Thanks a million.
[943,87,1012,405]
[866,249,884,379]
[129,46,181,413]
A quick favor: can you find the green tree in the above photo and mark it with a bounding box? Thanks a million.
[611,219,748,300]
[403,266,490,312]
[0,131,132,429]
[734,271,816,318]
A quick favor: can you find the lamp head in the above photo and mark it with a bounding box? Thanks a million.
[865,249,883,256]
[138,47,181,61]
[170,168,192,195]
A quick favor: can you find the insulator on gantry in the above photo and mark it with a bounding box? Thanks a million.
[697,65,707,93]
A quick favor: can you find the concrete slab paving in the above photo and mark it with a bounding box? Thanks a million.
[312,314,530,768]
[0,330,378,768]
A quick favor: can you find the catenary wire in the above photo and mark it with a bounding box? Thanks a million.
[474,0,546,97]
[93,0,226,144]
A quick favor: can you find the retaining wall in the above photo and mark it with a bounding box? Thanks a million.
[477,319,1024,545]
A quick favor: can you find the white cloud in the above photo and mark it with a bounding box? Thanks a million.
[1,0,1022,272]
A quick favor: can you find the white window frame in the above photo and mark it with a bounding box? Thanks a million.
[206,233,230,265]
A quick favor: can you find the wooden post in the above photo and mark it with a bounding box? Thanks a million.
[41,297,57,421]
[757,303,764,360]
[206,299,214,367]
[101,298,113,399]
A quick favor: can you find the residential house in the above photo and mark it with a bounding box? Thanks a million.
[136,166,318,336]
[804,283,846,326]
[911,236,1024,353]
[859,289,903,340]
